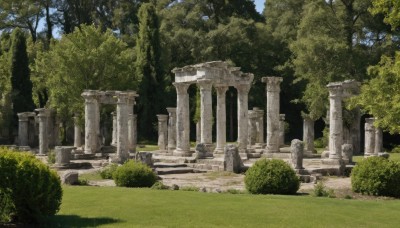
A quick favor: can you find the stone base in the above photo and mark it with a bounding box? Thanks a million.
[173,149,193,157]
[321,150,330,158]
[321,158,345,175]
[262,152,291,159]
[239,153,248,160]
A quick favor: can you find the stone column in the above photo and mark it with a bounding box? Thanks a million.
[350,108,361,155]
[374,126,383,155]
[127,92,137,153]
[17,112,33,147]
[253,107,264,147]
[132,114,137,153]
[279,114,285,146]
[54,117,61,146]
[364,118,376,157]
[196,121,201,144]
[157,114,168,151]
[116,92,130,163]
[303,116,315,155]
[173,83,191,156]
[290,139,304,171]
[47,110,55,148]
[167,108,177,153]
[111,112,117,146]
[235,84,251,153]
[198,79,213,145]
[73,115,82,148]
[262,77,283,154]
[36,108,49,155]
[247,110,257,147]
[215,86,228,153]
[82,90,100,154]
[327,82,343,160]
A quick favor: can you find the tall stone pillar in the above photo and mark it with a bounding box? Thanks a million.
[132,114,137,153]
[235,84,251,153]
[82,90,100,154]
[253,107,264,147]
[215,86,228,153]
[17,112,34,147]
[157,114,168,151]
[247,110,257,147]
[127,92,137,153]
[196,121,201,144]
[54,117,61,146]
[173,83,191,156]
[351,108,361,154]
[262,77,283,154]
[73,115,82,148]
[47,110,55,148]
[303,116,315,155]
[116,92,130,163]
[364,118,376,157]
[327,82,343,160]
[198,79,213,145]
[166,107,177,153]
[374,126,383,154]
[36,108,49,155]
[111,111,117,146]
[279,114,285,146]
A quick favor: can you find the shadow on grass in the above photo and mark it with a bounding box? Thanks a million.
[45,215,123,227]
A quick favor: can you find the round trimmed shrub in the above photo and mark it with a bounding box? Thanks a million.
[0,148,62,223]
[100,163,118,179]
[113,160,157,187]
[245,159,300,195]
[351,156,400,197]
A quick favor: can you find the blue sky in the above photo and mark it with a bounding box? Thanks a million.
[255,0,265,13]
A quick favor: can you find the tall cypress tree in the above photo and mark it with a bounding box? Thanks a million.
[10,28,35,120]
[136,3,164,140]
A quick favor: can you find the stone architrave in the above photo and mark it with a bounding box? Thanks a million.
[247,110,257,147]
[364,118,376,157]
[253,107,264,147]
[116,92,130,163]
[224,144,243,173]
[262,77,283,154]
[36,108,49,155]
[290,139,304,170]
[198,79,213,145]
[279,114,285,146]
[173,83,191,156]
[303,116,315,155]
[82,90,100,154]
[342,144,353,164]
[166,107,177,153]
[214,85,228,154]
[327,82,343,160]
[111,111,117,146]
[374,125,383,155]
[235,84,251,153]
[157,114,168,151]
[17,112,35,147]
[73,115,82,148]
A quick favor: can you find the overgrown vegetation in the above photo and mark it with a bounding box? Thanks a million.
[313,182,336,198]
[113,160,157,188]
[100,163,119,179]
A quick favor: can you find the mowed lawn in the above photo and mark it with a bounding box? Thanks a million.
[47,186,400,227]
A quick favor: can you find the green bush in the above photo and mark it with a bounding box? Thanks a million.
[113,160,157,188]
[351,156,400,197]
[100,163,118,179]
[47,149,55,164]
[313,182,335,198]
[151,181,169,190]
[391,146,400,153]
[0,148,62,223]
[0,189,14,222]
[245,159,300,195]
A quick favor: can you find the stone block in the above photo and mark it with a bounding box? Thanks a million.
[61,171,79,185]
[342,144,353,164]
[224,144,243,174]
[378,152,390,159]
[290,139,304,170]
[138,152,153,167]
[55,146,76,166]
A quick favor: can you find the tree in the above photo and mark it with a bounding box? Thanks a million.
[33,25,136,121]
[136,2,165,140]
[0,33,13,141]
[10,28,35,120]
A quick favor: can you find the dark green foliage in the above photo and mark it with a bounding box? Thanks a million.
[0,188,14,222]
[0,148,62,223]
[10,28,35,117]
[113,160,157,188]
[351,156,400,197]
[245,159,300,195]
[100,163,118,179]
[47,149,55,164]
[136,3,165,140]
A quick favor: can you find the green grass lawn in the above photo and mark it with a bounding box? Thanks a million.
[46,186,400,227]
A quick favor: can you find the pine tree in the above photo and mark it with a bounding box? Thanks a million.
[10,28,35,121]
[136,3,165,140]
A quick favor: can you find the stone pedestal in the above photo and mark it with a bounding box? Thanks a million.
[262,77,283,154]
[303,116,315,155]
[73,115,82,148]
[279,114,285,146]
[111,111,117,146]
[290,139,304,171]
[364,118,376,157]
[36,108,49,155]
[342,144,353,164]
[224,144,243,173]
[137,152,153,167]
[173,83,192,157]
[327,82,343,160]
[235,84,251,154]
[215,86,228,154]
[17,112,35,147]
[374,126,383,154]
[55,146,76,167]
[157,114,168,151]
[167,107,177,153]
[198,79,213,145]
[82,90,100,154]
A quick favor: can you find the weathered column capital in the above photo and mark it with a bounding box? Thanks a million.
[365,118,375,132]
[82,90,100,103]
[327,82,343,99]
[116,91,130,104]
[215,85,229,95]
[157,114,168,122]
[173,82,190,95]
[235,83,251,94]
[17,112,35,122]
[166,107,176,114]
[262,77,283,92]
[197,79,213,91]
[248,110,258,119]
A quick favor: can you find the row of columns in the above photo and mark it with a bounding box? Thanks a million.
[364,118,383,157]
